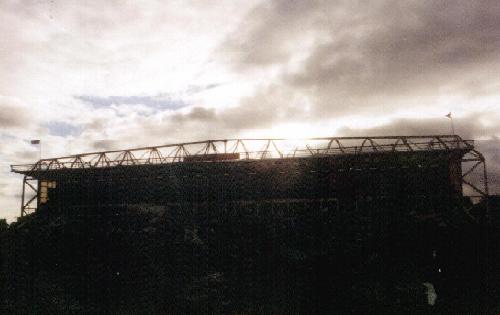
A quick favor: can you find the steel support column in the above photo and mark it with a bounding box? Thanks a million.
[20,175,38,217]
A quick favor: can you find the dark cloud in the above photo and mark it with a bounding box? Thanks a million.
[338,112,500,140]
[220,0,324,68]
[292,0,500,114]
[220,0,500,116]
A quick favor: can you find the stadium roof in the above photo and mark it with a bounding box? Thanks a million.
[11,135,474,174]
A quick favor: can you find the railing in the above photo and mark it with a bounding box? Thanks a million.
[11,135,474,173]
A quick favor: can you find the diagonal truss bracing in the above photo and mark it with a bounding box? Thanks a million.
[20,175,38,217]
[11,135,474,173]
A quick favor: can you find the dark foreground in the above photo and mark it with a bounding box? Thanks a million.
[0,201,499,314]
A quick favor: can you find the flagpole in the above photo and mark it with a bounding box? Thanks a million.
[30,140,42,160]
[445,112,455,135]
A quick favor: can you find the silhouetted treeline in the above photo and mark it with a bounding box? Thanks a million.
[0,199,499,314]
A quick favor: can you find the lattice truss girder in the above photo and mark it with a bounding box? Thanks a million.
[11,135,475,172]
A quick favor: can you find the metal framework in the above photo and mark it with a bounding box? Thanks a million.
[11,135,489,217]
[11,135,475,173]
[20,176,38,217]
[461,146,490,217]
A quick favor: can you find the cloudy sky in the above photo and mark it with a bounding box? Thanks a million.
[1,0,499,221]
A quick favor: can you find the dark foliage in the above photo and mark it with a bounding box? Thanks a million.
[1,199,499,314]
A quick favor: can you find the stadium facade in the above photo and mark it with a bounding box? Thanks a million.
[11,135,488,219]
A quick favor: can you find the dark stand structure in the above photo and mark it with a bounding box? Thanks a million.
[12,135,488,218]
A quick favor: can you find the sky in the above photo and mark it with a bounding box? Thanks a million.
[1,0,499,221]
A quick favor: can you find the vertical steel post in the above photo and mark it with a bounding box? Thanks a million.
[20,175,27,217]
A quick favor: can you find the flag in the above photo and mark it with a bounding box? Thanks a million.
[30,140,40,145]
[445,112,452,119]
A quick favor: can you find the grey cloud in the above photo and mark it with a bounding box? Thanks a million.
[219,86,306,130]
[220,0,500,116]
[74,86,307,146]
[12,150,39,162]
[83,118,107,132]
[0,101,31,129]
[337,111,500,139]
[170,107,217,123]
[290,0,500,112]
[161,85,308,136]
[91,140,121,151]
[220,0,324,68]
